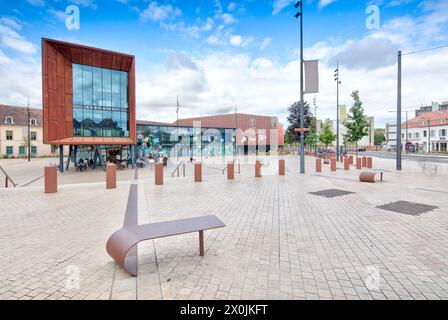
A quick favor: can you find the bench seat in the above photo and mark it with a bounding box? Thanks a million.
[106,215,225,276]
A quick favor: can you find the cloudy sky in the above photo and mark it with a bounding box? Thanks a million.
[0,0,447,127]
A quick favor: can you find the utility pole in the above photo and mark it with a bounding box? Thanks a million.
[397,51,402,171]
[294,1,305,174]
[334,62,341,160]
[27,99,31,162]
[313,96,317,157]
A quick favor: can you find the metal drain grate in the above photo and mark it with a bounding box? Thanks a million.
[377,201,438,216]
[309,189,355,198]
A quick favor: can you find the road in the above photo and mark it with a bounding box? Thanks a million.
[363,151,448,164]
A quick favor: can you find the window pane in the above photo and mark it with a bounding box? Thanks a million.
[73,64,83,106]
[82,65,93,106]
[120,71,128,109]
[102,68,112,108]
[112,70,121,108]
[92,67,102,107]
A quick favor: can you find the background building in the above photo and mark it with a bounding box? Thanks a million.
[137,113,284,157]
[401,110,448,153]
[415,102,448,117]
[0,105,55,158]
[385,122,397,151]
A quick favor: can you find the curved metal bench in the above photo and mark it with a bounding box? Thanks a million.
[359,171,383,183]
[106,215,225,276]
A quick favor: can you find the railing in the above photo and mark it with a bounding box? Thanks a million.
[171,160,186,178]
[222,159,241,175]
[0,165,17,188]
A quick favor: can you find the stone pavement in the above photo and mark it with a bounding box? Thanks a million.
[0,155,447,300]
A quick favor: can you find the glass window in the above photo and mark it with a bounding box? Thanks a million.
[430,130,435,137]
[6,146,13,155]
[31,146,37,154]
[19,146,25,155]
[111,70,121,109]
[82,65,93,106]
[73,64,83,106]
[92,67,102,107]
[423,131,427,137]
[120,71,128,109]
[6,130,13,140]
[72,64,129,137]
[31,132,37,141]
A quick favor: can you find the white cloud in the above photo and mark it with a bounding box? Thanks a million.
[272,0,294,15]
[0,20,37,54]
[221,13,238,25]
[227,2,237,12]
[26,0,45,6]
[47,9,66,22]
[318,0,338,9]
[260,37,272,50]
[229,35,243,46]
[140,2,182,22]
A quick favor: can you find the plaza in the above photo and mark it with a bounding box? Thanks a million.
[0,155,447,300]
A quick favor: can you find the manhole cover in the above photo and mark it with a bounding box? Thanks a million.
[309,189,355,198]
[377,201,438,216]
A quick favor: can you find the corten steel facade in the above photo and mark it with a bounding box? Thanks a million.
[41,38,136,146]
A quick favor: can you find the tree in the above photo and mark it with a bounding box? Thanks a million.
[344,91,370,157]
[374,128,386,146]
[286,101,313,145]
[319,121,337,150]
[305,117,318,151]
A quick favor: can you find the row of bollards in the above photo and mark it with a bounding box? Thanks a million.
[44,159,290,194]
[317,156,373,173]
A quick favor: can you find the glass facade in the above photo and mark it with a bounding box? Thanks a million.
[136,124,236,158]
[73,64,129,137]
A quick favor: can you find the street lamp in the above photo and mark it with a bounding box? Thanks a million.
[294,0,305,174]
[334,62,341,160]
[313,97,317,157]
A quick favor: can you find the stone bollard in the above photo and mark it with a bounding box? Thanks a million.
[155,163,163,185]
[367,157,373,169]
[362,157,367,168]
[106,163,117,189]
[227,161,234,180]
[331,159,336,172]
[195,163,202,182]
[44,165,58,194]
[344,158,350,171]
[356,158,362,170]
[255,160,262,178]
[279,159,285,176]
[316,159,322,173]
[349,156,354,165]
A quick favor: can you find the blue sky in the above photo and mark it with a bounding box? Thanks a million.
[0,0,447,126]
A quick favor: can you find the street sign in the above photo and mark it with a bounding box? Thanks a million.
[295,128,310,133]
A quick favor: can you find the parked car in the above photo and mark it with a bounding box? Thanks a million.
[357,148,367,152]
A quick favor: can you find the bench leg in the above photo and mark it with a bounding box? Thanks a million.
[199,230,204,256]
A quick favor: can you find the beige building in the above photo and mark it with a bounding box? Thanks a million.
[0,105,56,158]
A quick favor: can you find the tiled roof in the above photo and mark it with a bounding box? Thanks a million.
[404,111,448,129]
[0,104,42,126]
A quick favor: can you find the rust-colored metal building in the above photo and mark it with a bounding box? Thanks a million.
[41,39,136,170]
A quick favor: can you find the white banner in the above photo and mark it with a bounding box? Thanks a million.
[304,60,319,94]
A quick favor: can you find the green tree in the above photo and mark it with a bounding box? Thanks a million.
[344,91,370,157]
[374,128,386,146]
[286,101,313,146]
[318,121,337,150]
[304,117,318,151]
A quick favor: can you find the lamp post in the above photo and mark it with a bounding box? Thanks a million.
[396,50,402,171]
[294,1,305,174]
[26,99,31,162]
[313,96,317,157]
[334,62,341,160]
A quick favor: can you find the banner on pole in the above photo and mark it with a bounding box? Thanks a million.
[304,60,319,94]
